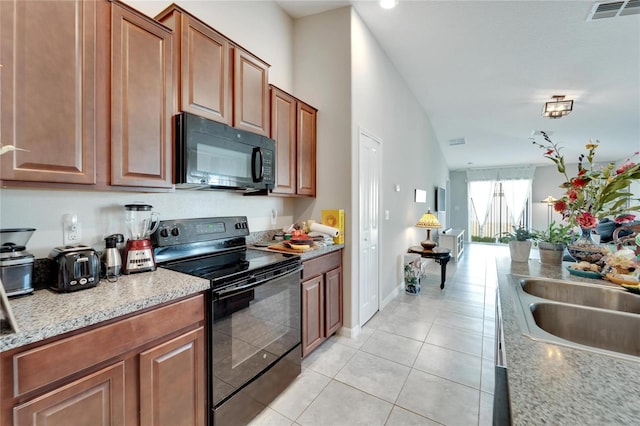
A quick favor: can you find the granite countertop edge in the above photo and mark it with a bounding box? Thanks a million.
[1,245,344,352]
[496,257,640,425]
[1,268,210,352]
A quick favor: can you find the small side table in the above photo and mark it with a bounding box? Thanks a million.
[408,246,452,289]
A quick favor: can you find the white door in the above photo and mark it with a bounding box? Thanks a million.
[359,129,380,325]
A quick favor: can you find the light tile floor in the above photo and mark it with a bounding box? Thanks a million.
[250,243,506,426]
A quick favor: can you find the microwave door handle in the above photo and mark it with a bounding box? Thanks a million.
[251,147,264,182]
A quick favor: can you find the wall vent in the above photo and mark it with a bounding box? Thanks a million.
[448,137,466,146]
[587,0,640,20]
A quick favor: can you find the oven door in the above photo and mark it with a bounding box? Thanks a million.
[211,266,301,422]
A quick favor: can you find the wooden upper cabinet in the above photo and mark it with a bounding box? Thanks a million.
[156,7,231,124]
[0,0,108,184]
[297,102,317,197]
[269,85,317,197]
[233,48,270,137]
[110,2,174,188]
[270,87,297,195]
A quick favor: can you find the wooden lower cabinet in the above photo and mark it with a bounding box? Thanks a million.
[139,327,206,426]
[1,294,206,426]
[301,250,343,357]
[13,362,126,426]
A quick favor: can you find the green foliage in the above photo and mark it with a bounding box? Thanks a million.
[498,225,532,243]
[531,221,575,245]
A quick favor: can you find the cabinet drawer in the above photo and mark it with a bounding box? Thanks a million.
[302,251,341,281]
[12,295,204,397]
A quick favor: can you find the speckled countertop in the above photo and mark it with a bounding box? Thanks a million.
[249,242,344,261]
[1,243,343,353]
[0,268,210,352]
[497,257,640,425]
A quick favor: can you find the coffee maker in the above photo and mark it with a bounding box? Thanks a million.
[122,204,159,274]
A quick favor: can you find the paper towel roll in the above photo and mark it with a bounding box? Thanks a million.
[309,223,340,237]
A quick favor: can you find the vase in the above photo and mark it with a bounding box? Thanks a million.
[404,254,422,295]
[567,226,606,266]
[508,240,532,262]
[538,242,565,265]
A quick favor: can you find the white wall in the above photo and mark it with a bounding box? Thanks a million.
[350,10,449,322]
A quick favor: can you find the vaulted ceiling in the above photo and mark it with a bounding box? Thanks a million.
[278,0,640,170]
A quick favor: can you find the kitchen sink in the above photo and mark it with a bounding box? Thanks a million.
[531,302,640,358]
[520,278,640,314]
[509,275,640,362]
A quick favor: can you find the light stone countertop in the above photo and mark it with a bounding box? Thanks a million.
[1,245,343,353]
[250,242,344,261]
[497,257,640,425]
[1,268,210,352]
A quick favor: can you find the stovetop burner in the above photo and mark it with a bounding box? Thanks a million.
[152,217,301,289]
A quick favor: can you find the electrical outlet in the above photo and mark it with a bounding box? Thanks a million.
[63,214,82,245]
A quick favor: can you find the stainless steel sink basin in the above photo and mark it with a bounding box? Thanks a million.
[531,302,640,358]
[520,278,640,314]
[509,275,640,362]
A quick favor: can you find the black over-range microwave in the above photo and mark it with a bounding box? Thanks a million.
[175,112,275,192]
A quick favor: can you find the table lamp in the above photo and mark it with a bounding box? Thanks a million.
[416,210,442,249]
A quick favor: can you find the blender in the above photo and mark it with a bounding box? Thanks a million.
[123,204,159,274]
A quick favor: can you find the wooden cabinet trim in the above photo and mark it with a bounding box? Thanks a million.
[233,47,270,137]
[270,86,297,195]
[12,295,204,398]
[325,266,343,337]
[301,276,324,357]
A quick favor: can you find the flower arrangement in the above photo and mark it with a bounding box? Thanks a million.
[532,132,640,229]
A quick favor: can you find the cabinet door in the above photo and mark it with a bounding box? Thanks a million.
[0,0,105,184]
[111,3,173,188]
[13,362,125,426]
[270,86,297,195]
[140,327,206,426]
[296,102,317,196]
[301,276,324,357]
[233,48,269,137]
[180,14,231,125]
[325,267,343,337]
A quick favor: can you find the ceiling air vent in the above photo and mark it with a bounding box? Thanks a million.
[587,0,640,20]
[448,137,466,146]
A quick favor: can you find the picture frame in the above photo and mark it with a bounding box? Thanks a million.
[414,189,427,203]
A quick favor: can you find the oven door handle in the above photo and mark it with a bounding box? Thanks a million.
[214,266,302,300]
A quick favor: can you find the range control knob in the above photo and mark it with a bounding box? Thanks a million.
[159,228,169,238]
[171,227,180,237]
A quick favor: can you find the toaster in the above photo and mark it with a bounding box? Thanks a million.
[49,245,100,292]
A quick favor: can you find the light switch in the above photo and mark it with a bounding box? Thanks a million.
[384,210,390,220]
[394,185,400,192]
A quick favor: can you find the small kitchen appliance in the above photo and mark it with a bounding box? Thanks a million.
[0,228,36,297]
[123,204,159,274]
[101,234,124,279]
[49,244,100,292]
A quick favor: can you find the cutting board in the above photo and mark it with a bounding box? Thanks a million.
[267,243,315,253]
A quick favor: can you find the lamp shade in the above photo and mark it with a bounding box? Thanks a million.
[541,195,558,205]
[416,210,441,250]
[416,211,442,229]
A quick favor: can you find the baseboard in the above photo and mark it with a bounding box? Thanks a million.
[381,282,403,310]
[336,324,360,339]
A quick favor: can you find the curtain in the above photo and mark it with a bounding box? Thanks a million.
[467,166,535,232]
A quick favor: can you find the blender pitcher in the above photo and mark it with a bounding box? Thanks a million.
[124,203,159,240]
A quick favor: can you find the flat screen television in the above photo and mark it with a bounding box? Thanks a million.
[435,186,446,212]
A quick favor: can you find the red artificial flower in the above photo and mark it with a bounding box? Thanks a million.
[576,212,599,229]
[577,169,587,176]
[545,149,554,156]
[572,178,587,188]
[616,162,636,174]
[614,214,636,224]
[553,200,567,212]
[567,189,579,201]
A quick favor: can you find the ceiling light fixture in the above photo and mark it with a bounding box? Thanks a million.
[380,0,398,10]
[542,95,573,119]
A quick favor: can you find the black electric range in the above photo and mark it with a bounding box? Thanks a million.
[152,216,302,426]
